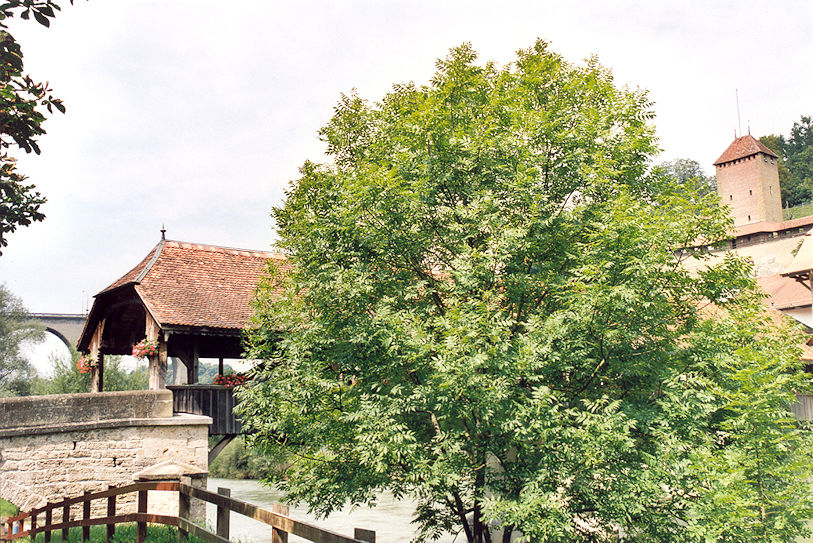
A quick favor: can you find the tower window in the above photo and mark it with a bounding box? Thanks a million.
[749,190,753,195]
[769,186,772,194]
[748,215,751,221]
[730,195,733,201]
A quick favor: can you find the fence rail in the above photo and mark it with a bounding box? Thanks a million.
[1,479,374,543]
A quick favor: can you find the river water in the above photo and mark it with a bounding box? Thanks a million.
[206,478,459,543]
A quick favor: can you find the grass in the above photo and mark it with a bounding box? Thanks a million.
[0,498,19,517]
[10,523,205,542]
[783,201,813,220]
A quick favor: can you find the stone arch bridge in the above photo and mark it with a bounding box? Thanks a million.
[29,313,87,351]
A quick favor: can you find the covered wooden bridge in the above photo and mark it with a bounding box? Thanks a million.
[77,232,286,441]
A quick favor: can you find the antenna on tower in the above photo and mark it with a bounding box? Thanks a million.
[735,89,742,138]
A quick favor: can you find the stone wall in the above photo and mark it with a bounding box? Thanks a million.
[0,390,210,519]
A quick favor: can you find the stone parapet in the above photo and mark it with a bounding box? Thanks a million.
[0,390,173,431]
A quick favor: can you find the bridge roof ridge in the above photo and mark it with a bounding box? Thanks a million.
[79,236,290,352]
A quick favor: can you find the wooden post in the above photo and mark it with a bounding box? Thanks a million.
[106,485,116,542]
[82,490,91,541]
[91,354,105,393]
[271,504,289,543]
[216,487,230,539]
[62,504,70,541]
[186,341,199,385]
[44,508,52,543]
[29,509,36,540]
[137,489,147,543]
[146,314,167,390]
[88,317,105,394]
[354,528,376,543]
[218,357,224,377]
[178,476,191,543]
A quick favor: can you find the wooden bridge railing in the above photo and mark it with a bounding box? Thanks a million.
[168,385,242,436]
[1,479,375,543]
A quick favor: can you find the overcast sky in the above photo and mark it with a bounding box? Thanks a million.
[2,0,813,317]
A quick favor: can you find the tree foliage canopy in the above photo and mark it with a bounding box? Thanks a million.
[241,41,813,542]
[0,0,68,253]
[761,116,813,209]
[0,282,42,396]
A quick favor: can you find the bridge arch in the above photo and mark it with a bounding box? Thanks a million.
[29,313,87,351]
[43,326,71,350]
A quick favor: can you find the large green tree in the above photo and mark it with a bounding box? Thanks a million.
[0,0,67,253]
[241,41,813,542]
[761,116,813,210]
[0,283,42,396]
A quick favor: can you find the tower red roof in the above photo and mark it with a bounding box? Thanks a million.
[713,134,778,166]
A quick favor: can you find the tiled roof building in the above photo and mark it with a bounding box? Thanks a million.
[78,236,286,391]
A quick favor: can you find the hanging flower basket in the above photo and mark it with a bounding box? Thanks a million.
[76,354,95,374]
[214,372,250,389]
[132,339,159,360]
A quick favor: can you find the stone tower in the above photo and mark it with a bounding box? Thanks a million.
[714,134,782,227]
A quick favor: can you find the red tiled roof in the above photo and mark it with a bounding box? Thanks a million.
[713,134,778,166]
[735,215,813,237]
[99,240,287,331]
[757,274,811,310]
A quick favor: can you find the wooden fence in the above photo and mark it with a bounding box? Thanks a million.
[168,385,242,436]
[1,478,375,543]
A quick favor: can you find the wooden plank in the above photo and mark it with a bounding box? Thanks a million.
[272,504,289,543]
[5,511,28,524]
[182,485,366,543]
[216,487,230,540]
[177,518,230,543]
[107,485,116,542]
[44,508,52,543]
[178,476,191,543]
[137,490,147,543]
[29,510,36,540]
[20,513,177,535]
[83,490,91,541]
[62,504,69,542]
[17,481,173,520]
[354,529,376,543]
[3,513,178,541]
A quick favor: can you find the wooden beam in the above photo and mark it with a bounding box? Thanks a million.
[91,354,104,393]
[186,341,200,385]
[208,435,236,464]
[146,314,167,390]
[216,488,230,540]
